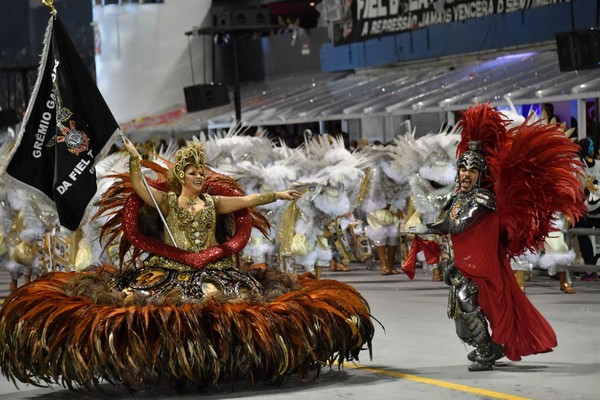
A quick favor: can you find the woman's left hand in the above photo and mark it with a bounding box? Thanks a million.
[277,190,302,201]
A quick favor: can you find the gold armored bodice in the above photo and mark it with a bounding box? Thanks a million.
[143,192,235,271]
[164,192,218,252]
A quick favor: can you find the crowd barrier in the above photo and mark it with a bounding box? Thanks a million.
[565,228,600,273]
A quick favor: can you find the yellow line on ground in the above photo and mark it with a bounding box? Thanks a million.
[343,363,531,400]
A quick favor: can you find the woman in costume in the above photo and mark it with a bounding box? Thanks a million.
[120,137,300,298]
[0,139,375,391]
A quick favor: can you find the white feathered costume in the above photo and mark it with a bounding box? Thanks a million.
[217,139,304,268]
[281,135,371,273]
[360,133,417,247]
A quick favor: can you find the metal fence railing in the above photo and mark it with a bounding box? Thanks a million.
[565,228,600,273]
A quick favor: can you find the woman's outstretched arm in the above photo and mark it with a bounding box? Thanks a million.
[215,189,301,215]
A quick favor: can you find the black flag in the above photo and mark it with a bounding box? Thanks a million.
[3,14,119,231]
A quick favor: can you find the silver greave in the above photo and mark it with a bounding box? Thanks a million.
[446,264,478,318]
[447,269,501,362]
[455,307,495,358]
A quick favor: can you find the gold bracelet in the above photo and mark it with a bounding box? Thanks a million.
[129,157,141,175]
[258,192,277,204]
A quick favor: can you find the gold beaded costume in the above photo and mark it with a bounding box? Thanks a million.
[117,192,262,299]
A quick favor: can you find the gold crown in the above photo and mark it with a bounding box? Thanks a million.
[173,142,206,183]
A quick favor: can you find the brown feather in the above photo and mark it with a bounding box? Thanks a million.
[0,267,374,390]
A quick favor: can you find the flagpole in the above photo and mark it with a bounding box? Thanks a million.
[139,164,179,248]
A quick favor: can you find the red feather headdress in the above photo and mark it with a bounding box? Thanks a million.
[455,103,511,189]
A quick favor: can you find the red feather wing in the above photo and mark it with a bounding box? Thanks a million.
[490,118,586,258]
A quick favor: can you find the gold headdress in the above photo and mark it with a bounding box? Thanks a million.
[172,142,206,183]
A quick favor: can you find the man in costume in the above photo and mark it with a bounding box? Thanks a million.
[406,103,585,371]
[402,131,459,281]
[426,140,506,371]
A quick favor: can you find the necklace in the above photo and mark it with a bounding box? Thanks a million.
[180,195,199,207]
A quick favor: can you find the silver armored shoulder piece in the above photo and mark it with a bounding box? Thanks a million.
[447,189,495,234]
[442,192,458,211]
[472,188,496,211]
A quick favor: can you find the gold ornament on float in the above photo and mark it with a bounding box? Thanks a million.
[0,231,7,257]
[12,241,37,266]
[7,210,24,246]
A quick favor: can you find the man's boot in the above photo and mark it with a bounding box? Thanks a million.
[330,259,337,272]
[432,267,442,281]
[315,259,329,280]
[314,265,323,280]
[467,342,505,362]
[280,255,295,274]
[456,307,502,372]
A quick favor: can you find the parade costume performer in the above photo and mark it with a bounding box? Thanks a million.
[534,112,578,292]
[498,103,577,293]
[404,103,585,371]
[0,184,59,291]
[0,139,375,391]
[361,133,415,276]
[401,130,459,281]
[538,214,577,294]
[280,135,371,276]
[210,133,303,271]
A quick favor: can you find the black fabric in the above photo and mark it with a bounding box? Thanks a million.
[6,16,118,230]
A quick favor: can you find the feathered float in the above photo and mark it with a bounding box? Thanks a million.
[0,145,375,391]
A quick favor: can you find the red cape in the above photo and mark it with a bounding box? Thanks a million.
[402,236,440,280]
[452,212,557,361]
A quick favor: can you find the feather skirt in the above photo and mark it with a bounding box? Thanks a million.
[0,266,374,391]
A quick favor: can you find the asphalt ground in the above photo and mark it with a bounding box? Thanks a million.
[0,264,598,400]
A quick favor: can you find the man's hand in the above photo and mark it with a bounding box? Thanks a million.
[406,224,429,234]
